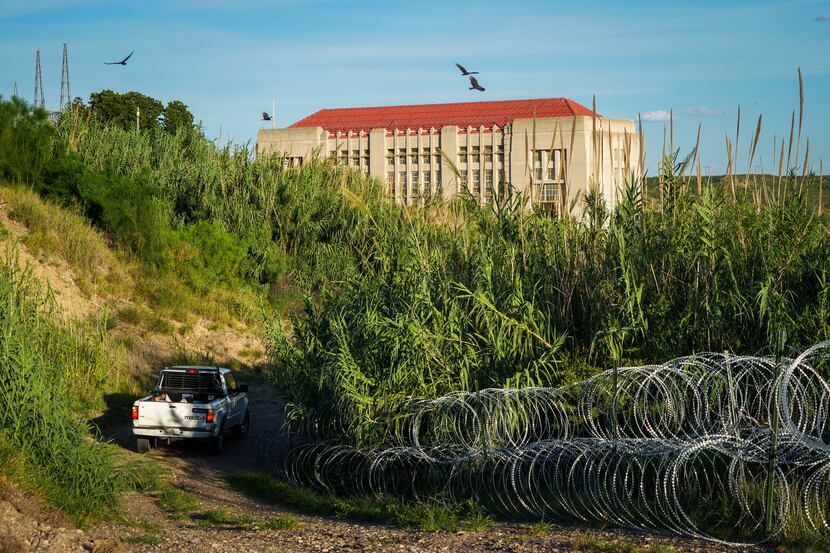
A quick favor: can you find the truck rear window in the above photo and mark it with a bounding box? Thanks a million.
[157,371,223,393]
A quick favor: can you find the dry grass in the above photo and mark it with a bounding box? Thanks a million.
[0,186,113,281]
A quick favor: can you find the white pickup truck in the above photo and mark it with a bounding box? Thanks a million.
[132,366,250,453]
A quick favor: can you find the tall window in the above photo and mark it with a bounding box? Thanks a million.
[532,150,545,182]
[472,170,481,196]
[410,172,419,197]
[387,172,395,197]
[532,149,564,182]
[531,149,566,215]
[459,146,468,163]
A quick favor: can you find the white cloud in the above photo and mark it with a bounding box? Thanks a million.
[815,15,830,21]
[641,110,671,122]
[684,106,725,117]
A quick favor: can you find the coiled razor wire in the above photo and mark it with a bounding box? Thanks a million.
[252,341,830,545]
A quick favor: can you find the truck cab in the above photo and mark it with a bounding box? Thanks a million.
[132,366,250,453]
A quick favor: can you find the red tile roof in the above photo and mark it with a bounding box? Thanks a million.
[287,98,596,134]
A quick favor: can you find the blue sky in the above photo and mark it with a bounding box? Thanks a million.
[1,0,828,175]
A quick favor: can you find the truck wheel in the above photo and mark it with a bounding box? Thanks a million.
[136,438,152,453]
[209,424,225,454]
[231,410,251,439]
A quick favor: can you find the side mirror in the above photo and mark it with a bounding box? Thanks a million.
[238,384,248,393]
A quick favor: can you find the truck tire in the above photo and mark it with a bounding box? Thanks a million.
[209,423,225,454]
[231,409,251,439]
[136,438,152,453]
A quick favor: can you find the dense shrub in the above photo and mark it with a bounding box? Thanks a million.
[0,96,53,185]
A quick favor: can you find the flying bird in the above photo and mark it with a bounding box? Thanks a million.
[455,62,478,76]
[262,112,272,121]
[104,51,134,65]
[468,76,485,92]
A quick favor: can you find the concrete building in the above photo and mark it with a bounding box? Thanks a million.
[256,98,642,214]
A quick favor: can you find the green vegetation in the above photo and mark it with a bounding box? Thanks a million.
[157,487,202,519]
[195,508,302,531]
[197,508,258,528]
[270,164,830,445]
[227,471,486,532]
[260,516,302,531]
[522,521,554,538]
[0,185,124,296]
[0,246,153,524]
[571,533,678,553]
[1,83,828,546]
[120,520,165,545]
[88,90,195,134]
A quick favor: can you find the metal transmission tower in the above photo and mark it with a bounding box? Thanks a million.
[13,82,18,98]
[33,49,44,109]
[60,43,71,110]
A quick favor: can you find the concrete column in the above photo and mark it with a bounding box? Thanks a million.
[394,129,400,203]
[405,128,411,204]
[440,125,458,198]
[479,125,485,203]
[417,128,423,199]
[430,128,437,195]
[369,128,386,183]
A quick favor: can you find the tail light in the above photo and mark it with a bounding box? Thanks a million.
[206,410,215,423]
[132,405,139,420]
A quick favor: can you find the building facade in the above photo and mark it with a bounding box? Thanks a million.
[256,98,641,214]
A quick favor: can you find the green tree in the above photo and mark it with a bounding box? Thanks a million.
[0,96,54,184]
[162,100,195,135]
[89,90,163,131]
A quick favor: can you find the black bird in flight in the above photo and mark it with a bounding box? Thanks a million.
[262,112,272,121]
[104,51,134,65]
[468,76,485,92]
[455,62,478,76]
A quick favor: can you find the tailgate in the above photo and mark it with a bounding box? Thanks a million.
[134,400,213,432]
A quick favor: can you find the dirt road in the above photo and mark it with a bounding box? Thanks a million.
[80,372,771,553]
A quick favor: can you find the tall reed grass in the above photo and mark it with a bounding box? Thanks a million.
[261,74,829,446]
[0,246,150,523]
